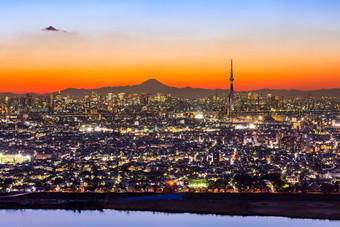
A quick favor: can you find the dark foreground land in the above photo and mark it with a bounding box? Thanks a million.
[1,192,340,220]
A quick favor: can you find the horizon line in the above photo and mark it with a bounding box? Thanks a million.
[1,78,339,95]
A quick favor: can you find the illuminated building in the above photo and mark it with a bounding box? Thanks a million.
[188,179,209,188]
[0,154,31,164]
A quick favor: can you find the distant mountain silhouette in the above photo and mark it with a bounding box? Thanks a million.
[139,79,167,88]
[1,79,339,98]
[46,79,225,99]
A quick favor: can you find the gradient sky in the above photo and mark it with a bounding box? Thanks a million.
[0,0,340,93]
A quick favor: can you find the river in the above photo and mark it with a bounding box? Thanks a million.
[0,209,339,227]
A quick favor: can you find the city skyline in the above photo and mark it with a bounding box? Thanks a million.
[1,78,340,98]
[1,0,340,93]
[1,1,340,224]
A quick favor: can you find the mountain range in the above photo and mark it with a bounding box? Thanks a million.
[1,79,339,98]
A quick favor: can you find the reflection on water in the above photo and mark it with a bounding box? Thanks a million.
[0,209,339,227]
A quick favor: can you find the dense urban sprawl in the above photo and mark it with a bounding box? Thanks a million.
[0,91,339,193]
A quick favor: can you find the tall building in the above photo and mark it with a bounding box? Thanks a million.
[228,59,234,113]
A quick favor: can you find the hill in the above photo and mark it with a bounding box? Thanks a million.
[1,79,339,98]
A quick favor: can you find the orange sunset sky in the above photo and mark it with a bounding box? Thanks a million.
[0,0,339,93]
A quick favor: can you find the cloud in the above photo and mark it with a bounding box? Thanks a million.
[42,26,68,33]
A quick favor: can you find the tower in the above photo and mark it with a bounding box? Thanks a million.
[229,59,234,111]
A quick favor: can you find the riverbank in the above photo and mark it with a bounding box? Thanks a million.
[1,192,339,220]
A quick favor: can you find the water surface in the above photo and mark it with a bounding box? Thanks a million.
[0,209,339,227]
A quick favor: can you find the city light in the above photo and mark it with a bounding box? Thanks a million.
[0,63,338,197]
[195,114,204,119]
[235,124,256,129]
[0,1,339,224]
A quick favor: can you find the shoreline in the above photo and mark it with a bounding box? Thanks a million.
[0,192,339,220]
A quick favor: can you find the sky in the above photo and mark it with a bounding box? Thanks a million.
[0,0,339,93]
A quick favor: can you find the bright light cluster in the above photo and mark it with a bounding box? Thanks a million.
[188,183,208,188]
[235,124,256,129]
[82,126,111,133]
[0,154,31,164]
[195,114,204,119]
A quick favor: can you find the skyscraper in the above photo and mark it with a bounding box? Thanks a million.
[229,59,234,111]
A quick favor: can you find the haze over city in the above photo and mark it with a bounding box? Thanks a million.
[1,0,340,93]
